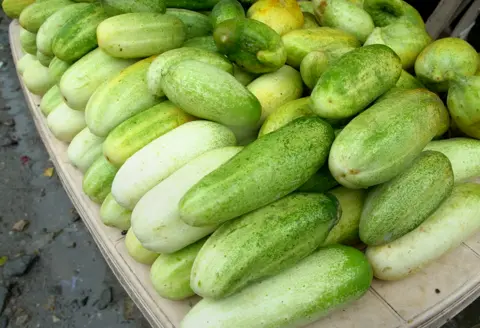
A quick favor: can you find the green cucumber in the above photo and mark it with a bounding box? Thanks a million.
[23,59,55,95]
[447,75,480,139]
[297,165,339,193]
[183,36,218,52]
[147,47,233,98]
[150,238,206,301]
[86,57,163,138]
[19,0,74,33]
[367,183,480,280]
[60,48,135,111]
[103,101,195,168]
[19,27,37,55]
[2,0,36,19]
[164,0,221,10]
[182,245,372,328]
[233,64,259,85]
[191,192,340,299]
[36,50,53,66]
[324,186,367,246]
[211,0,245,27]
[97,13,186,59]
[377,69,424,102]
[311,45,402,120]
[100,193,132,231]
[47,102,86,142]
[67,127,105,173]
[302,12,319,28]
[36,3,90,56]
[52,3,109,63]
[17,54,38,76]
[40,85,63,116]
[82,155,118,204]
[161,60,261,128]
[179,117,335,227]
[360,151,454,246]
[424,138,480,183]
[329,89,448,189]
[101,0,166,15]
[364,0,424,27]
[166,8,213,39]
[125,229,159,265]
[298,1,314,14]
[246,0,304,36]
[214,18,287,73]
[48,57,71,84]
[282,27,360,68]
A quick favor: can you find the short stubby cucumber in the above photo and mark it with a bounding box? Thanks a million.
[101,0,166,15]
[360,151,454,246]
[47,102,86,142]
[85,56,163,138]
[19,0,75,33]
[83,155,118,204]
[48,57,71,84]
[213,18,287,73]
[179,117,335,227]
[100,193,132,231]
[165,8,213,39]
[60,48,135,111]
[132,147,242,254]
[23,59,55,96]
[425,138,480,183]
[17,54,37,77]
[97,13,186,59]
[297,165,339,193]
[67,127,105,173]
[311,44,402,120]
[211,0,245,27]
[161,60,261,128]
[329,89,447,188]
[247,0,304,36]
[147,47,233,98]
[447,75,480,139]
[40,85,63,117]
[112,121,236,210]
[151,238,207,300]
[181,245,372,328]
[125,229,159,265]
[191,193,340,299]
[367,183,480,280]
[19,27,37,55]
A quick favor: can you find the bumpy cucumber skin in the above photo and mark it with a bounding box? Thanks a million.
[40,85,63,117]
[161,60,261,127]
[211,0,245,28]
[360,151,454,246]
[247,0,304,36]
[447,75,480,139]
[214,18,287,73]
[125,229,159,265]
[19,27,37,55]
[101,0,166,16]
[182,245,372,328]
[67,127,105,173]
[166,8,213,39]
[311,44,402,120]
[191,193,340,299]
[19,0,74,33]
[297,165,339,193]
[179,117,335,227]
[282,27,360,68]
[97,13,186,59]
[415,38,478,92]
[48,57,71,84]
[183,36,218,52]
[100,193,132,231]
[165,0,221,10]
[151,238,206,301]
[82,156,118,204]
[329,89,447,189]
[367,183,480,281]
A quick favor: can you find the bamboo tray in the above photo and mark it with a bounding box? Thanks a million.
[9,19,480,328]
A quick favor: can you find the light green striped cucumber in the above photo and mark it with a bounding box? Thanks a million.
[147,47,233,98]
[48,57,71,84]
[259,97,313,136]
[182,245,372,328]
[86,57,163,137]
[60,48,135,111]
[179,117,334,227]
[151,238,206,300]
[101,0,166,15]
[112,121,236,210]
[211,0,245,27]
[17,54,38,76]
[82,155,118,204]
[100,193,132,231]
[297,165,339,193]
[161,60,261,128]
[166,8,213,39]
[447,75,480,139]
[311,45,402,120]
[312,0,374,43]
[425,138,480,183]
[360,151,454,246]
[233,64,259,86]
[282,27,360,68]
[377,69,424,102]
[97,13,186,59]
[191,193,340,299]
[23,59,55,95]
[329,89,448,189]
[67,127,105,173]
[247,65,303,124]
[367,183,480,280]
[47,102,86,142]
[132,147,242,254]
[19,27,37,55]
[165,0,221,10]
[182,36,218,52]
[40,85,63,116]
[36,50,53,66]
[19,0,74,33]
[103,101,195,168]
[125,229,159,265]
[36,3,90,56]
[52,3,109,63]
[324,186,366,246]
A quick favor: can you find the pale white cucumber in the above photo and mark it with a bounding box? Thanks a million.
[67,127,105,172]
[47,102,86,142]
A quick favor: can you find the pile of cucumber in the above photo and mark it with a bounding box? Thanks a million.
[4,0,480,326]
